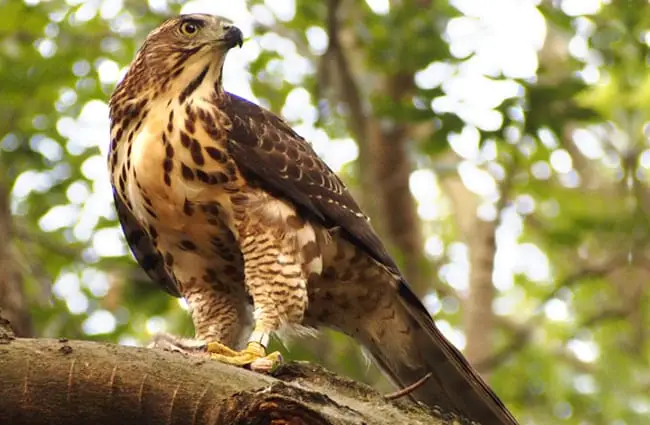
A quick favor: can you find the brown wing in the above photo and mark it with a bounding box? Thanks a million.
[114,191,181,297]
[220,93,399,273]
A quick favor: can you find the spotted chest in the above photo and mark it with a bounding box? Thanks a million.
[108,86,252,295]
[112,96,241,224]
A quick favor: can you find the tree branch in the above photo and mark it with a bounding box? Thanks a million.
[0,338,452,425]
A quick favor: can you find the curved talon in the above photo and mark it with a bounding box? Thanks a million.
[209,341,282,373]
[250,351,282,373]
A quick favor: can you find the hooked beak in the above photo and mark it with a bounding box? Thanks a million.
[222,25,243,49]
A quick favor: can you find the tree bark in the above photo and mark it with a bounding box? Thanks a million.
[0,338,452,425]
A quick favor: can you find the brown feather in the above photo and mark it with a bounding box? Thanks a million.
[383,279,520,424]
[113,191,181,297]
[220,93,400,273]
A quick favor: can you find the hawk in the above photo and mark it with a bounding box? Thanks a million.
[108,14,518,425]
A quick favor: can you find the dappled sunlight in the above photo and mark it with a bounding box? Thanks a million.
[437,319,467,350]
[13,0,575,301]
[83,309,116,335]
[365,0,390,16]
[573,373,598,395]
[545,298,570,322]
[145,316,167,335]
[53,271,90,315]
[567,337,600,363]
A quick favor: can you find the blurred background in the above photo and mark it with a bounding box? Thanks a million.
[0,0,648,423]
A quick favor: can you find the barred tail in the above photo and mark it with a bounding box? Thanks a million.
[360,280,519,425]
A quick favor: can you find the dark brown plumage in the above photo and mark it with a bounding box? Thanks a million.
[220,93,399,271]
[108,14,519,425]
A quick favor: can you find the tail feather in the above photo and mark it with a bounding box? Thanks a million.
[361,280,519,425]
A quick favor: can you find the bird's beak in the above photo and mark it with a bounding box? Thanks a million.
[222,26,244,49]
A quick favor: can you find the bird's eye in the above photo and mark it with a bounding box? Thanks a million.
[179,21,199,36]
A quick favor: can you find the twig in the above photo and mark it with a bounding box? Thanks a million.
[383,372,432,401]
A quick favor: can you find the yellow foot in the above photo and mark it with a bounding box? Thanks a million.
[207,341,282,373]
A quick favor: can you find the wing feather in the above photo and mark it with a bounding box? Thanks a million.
[220,93,398,273]
[114,192,180,297]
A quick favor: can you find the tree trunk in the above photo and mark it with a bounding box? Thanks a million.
[439,164,498,371]
[368,73,428,296]
[0,182,31,337]
[327,2,430,296]
[0,338,453,425]
[464,220,497,370]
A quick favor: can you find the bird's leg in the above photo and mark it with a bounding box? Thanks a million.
[206,294,285,372]
[208,227,308,373]
[148,284,245,357]
[207,293,287,372]
[207,322,282,372]
[153,282,247,358]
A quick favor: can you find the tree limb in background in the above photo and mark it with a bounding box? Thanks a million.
[436,151,516,377]
[0,182,31,337]
[370,73,427,295]
[0,338,453,425]
[321,0,380,225]
[322,0,430,296]
[464,156,516,374]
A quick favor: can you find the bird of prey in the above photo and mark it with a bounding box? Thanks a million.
[108,14,519,425]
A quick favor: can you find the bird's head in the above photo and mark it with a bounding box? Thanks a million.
[144,14,243,56]
[113,14,243,103]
